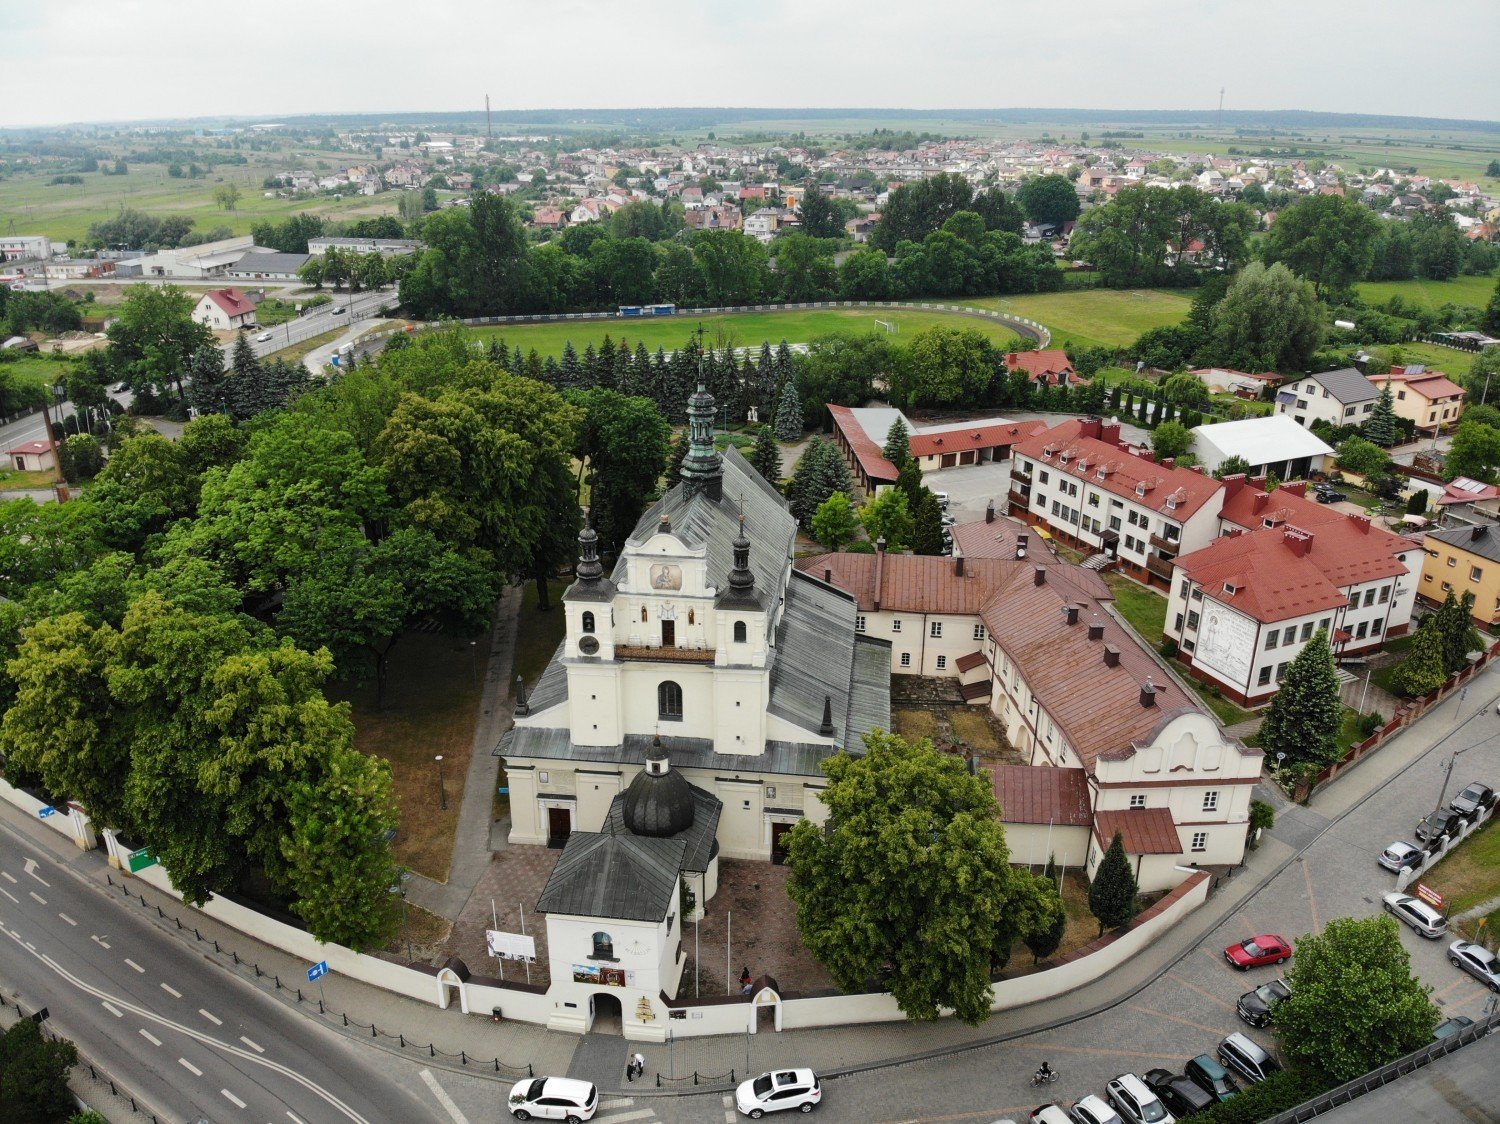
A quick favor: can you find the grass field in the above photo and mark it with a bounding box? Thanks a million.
[1356,273,1499,313]
[0,157,403,244]
[971,288,1194,350]
[1424,812,1500,915]
[1382,341,1478,380]
[0,352,73,394]
[472,307,1025,357]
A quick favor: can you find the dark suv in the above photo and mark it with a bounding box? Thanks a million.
[1185,1053,1240,1103]
[1144,1068,1215,1116]
[1415,808,1463,846]
[1450,782,1496,825]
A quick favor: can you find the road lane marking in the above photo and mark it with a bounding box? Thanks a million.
[124,958,144,973]
[179,1058,203,1076]
[601,1111,653,1122]
[239,1035,264,1053]
[58,913,76,926]
[0,871,15,882]
[221,1089,246,1109]
[199,1008,223,1025]
[90,935,111,950]
[287,1115,308,1124]
[22,858,49,885]
[419,1069,470,1124]
[160,983,182,998]
[139,1029,162,1046]
[0,888,16,904]
[101,1001,123,1018]
[28,891,45,905]
[0,928,372,1124]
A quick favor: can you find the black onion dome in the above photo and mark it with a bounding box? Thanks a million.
[621,741,696,837]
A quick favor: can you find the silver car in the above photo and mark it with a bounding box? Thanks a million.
[1377,840,1423,873]
[1383,892,1448,939]
[1449,940,1500,991]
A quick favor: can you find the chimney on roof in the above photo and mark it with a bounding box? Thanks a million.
[1140,678,1157,708]
[1251,475,1269,491]
[1100,421,1122,447]
[1062,604,1079,625]
[1088,617,1105,641]
[1162,458,1175,469]
[1222,473,1247,498]
[1473,525,1489,542]
[985,501,995,524]
[1080,417,1102,440]
[1034,565,1047,586]
[1016,533,1029,559]
[1350,514,1371,534]
[1284,528,1314,557]
[824,567,832,583]
[1189,465,1205,474]
[1253,492,1270,514]
[1104,644,1121,668]
[955,554,965,577]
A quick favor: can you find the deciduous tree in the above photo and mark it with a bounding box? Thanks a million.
[860,488,914,551]
[811,492,858,551]
[1261,194,1381,298]
[1017,175,1082,226]
[1208,262,1324,374]
[1150,419,1194,461]
[0,1017,78,1123]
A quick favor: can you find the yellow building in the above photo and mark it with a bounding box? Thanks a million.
[1368,369,1467,433]
[1419,523,1500,625]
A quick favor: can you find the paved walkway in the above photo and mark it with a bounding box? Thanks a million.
[402,584,523,921]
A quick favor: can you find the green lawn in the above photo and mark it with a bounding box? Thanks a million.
[1102,572,1169,642]
[513,580,569,690]
[0,352,74,394]
[1383,341,1477,381]
[472,307,1023,359]
[1424,812,1500,915]
[1355,273,1499,313]
[970,288,1194,351]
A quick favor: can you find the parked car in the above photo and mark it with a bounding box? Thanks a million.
[1449,940,1500,991]
[1415,808,1463,845]
[254,331,273,343]
[1378,840,1424,873]
[735,1069,821,1118]
[1450,782,1496,824]
[1183,1054,1239,1103]
[1105,1072,1175,1123]
[1216,1033,1282,1084]
[1236,978,1291,1028]
[1314,487,1347,504]
[1223,934,1292,970]
[331,305,347,315]
[1069,1094,1124,1124]
[1434,1015,1475,1041]
[507,1077,598,1122]
[1143,1069,1214,1117]
[1383,892,1448,939]
[933,491,949,510]
[1030,1107,1074,1124]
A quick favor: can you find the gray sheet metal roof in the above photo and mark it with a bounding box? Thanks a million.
[603,784,722,873]
[1426,522,1500,565]
[228,251,310,275]
[534,833,685,922]
[615,448,795,607]
[1306,367,1379,404]
[497,727,839,778]
[523,642,569,715]
[768,570,891,751]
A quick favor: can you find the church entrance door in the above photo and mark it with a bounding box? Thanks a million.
[547,807,572,848]
[661,620,675,648]
[771,822,794,865]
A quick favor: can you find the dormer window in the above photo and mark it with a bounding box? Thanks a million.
[1096,467,1108,481]
[1223,582,1240,595]
[1136,482,1148,497]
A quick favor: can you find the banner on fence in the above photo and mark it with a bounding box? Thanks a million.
[486,930,537,962]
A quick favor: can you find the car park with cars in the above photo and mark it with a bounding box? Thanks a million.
[1449,940,1500,991]
[1069,1093,1124,1124]
[1382,892,1448,938]
[1236,978,1290,1028]
[735,1069,822,1118]
[1450,782,1496,824]
[1184,1054,1239,1104]
[1415,808,1463,845]
[1217,1033,1281,1084]
[507,1077,598,1122]
[1223,934,1292,969]
[1143,1069,1214,1117]
[1105,1072,1175,1123]
[1029,1106,1074,1124]
[1378,840,1424,872]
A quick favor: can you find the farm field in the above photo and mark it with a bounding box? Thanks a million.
[0,159,404,245]
[969,287,1194,350]
[471,306,1025,357]
[1355,272,1499,312]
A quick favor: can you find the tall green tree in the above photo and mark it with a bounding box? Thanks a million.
[811,492,859,551]
[785,730,1038,1024]
[1208,262,1324,373]
[1261,194,1381,298]
[1390,618,1449,697]
[749,424,781,485]
[1275,915,1437,1083]
[883,417,912,470]
[1212,454,1253,480]
[871,173,976,251]
[0,1017,79,1124]
[1022,880,1067,964]
[1335,436,1390,478]
[774,379,804,440]
[1017,175,1082,226]
[1364,382,1401,447]
[104,283,216,401]
[1444,420,1500,483]
[1433,588,1480,674]
[569,389,672,554]
[797,182,844,240]
[1259,628,1343,770]
[860,488,914,551]
[912,489,946,556]
[891,325,995,409]
[399,192,533,318]
[1150,420,1194,461]
[1482,274,1500,336]
[1088,831,1138,934]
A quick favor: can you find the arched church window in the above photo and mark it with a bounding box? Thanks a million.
[734,621,747,643]
[582,611,595,634]
[658,680,683,720]
[592,931,614,959]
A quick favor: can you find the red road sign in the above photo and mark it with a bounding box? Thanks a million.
[1415,882,1446,910]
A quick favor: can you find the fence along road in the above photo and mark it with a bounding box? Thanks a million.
[0,826,436,1123]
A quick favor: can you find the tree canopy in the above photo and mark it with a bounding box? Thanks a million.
[1261,194,1381,298]
[1258,628,1343,771]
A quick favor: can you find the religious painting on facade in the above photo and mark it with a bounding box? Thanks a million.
[600,966,628,988]
[1195,604,1256,686]
[650,563,682,591]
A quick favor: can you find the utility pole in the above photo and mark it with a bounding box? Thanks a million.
[41,381,68,503]
[486,95,493,142]
[1217,88,1225,134]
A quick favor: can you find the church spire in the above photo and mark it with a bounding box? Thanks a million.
[728,514,754,594]
[575,511,603,583]
[679,380,723,501]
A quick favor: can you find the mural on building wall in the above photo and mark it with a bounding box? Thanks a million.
[572,964,634,987]
[1195,604,1257,685]
[650,564,683,591]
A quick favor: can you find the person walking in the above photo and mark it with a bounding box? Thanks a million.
[630,1052,646,1081]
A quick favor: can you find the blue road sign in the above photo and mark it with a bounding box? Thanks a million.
[37,806,57,819]
[307,961,329,983]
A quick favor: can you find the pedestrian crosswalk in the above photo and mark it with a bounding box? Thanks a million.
[723,1092,736,1123]
[595,1096,660,1123]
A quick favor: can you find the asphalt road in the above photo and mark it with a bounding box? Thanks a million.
[239,287,393,367]
[0,828,440,1124]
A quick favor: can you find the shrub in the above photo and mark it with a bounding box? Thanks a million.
[1159,638,1179,659]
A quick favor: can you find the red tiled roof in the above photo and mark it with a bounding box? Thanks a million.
[794,553,1038,615]
[1174,532,1354,623]
[6,440,54,455]
[993,764,1091,827]
[1005,349,1079,385]
[1014,418,1223,521]
[203,287,255,318]
[827,404,898,484]
[954,650,987,672]
[949,517,1037,560]
[1094,807,1180,854]
[908,421,1043,459]
[1373,370,1466,402]
[1436,478,1500,506]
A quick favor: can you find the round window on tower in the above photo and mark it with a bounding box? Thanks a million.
[578,635,600,656]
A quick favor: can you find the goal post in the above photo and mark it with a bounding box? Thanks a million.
[874,319,896,334]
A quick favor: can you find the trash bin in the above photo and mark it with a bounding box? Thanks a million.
[491,1006,503,1022]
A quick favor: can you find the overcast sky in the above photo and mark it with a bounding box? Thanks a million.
[2,0,1496,128]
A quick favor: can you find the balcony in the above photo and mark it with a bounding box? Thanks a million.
[1011,465,1033,485]
[1007,486,1031,509]
[615,645,716,664]
[1146,553,1177,581]
[1149,532,1180,553]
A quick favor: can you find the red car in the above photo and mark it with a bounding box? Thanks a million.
[1224,934,1292,970]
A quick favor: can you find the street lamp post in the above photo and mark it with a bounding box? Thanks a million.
[435,754,447,811]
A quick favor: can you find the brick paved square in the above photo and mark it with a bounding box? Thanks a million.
[447,845,559,987]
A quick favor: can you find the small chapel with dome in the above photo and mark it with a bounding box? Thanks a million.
[504,382,891,1036]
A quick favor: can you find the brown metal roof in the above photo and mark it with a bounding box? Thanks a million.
[993,764,1091,827]
[1093,807,1181,855]
[794,553,1027,615]
[954,650,987,672]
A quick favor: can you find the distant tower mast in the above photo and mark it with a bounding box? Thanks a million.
[1217,87,1225,134]
[486,95,493,141]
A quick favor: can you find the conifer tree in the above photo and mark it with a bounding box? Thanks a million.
[667,428,691,483]
[750,424,782,484]
[226,332,266,421]
[1088,831,1137,935]
[1483,273,1500,336]
[1434,589,1479,674]
[1023,887,1067,964]
[1259,627,1343,769]
[774,379,804,440]
[581,342,599,389]
[895,459,923,504]
[912,489,946,555]
[560,341,582,389]
[488,339,508,366]
[1390,619,1449,697]
[883,416,912,470]
[1365,382,1400,446]
[186,343,229,416]
[597,334,617,390]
